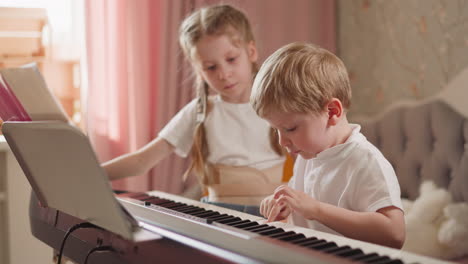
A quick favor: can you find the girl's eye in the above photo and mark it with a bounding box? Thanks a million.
[227,57,236,63]
[206,65,216,71]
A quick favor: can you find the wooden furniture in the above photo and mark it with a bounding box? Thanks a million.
[0,7,81,130]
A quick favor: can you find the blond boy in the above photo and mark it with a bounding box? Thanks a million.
[250,42,405,249]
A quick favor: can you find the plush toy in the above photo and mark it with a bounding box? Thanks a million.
[402,181,468,260]
[438,203,468,259]
[402,181,453,258]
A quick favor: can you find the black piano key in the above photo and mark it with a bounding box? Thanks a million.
[216,217,241,224]
[178,207,205,214]
[364,256,391,263]
[336,248,363,258]
[323,245,350,254]
[160,202,187,209]
[258,228,284,236]
[243,224,269,231]
[207,214,233,222]
[372,259,403,264]
[169,204,193,211]
[352,253,381,262]
[276,233,305,241]
[223,219,248,226]
[146,198,172,205]
[298,238,326,247]
[290,237,318,244]
[269,231,296,239]
[308,241,337,251]
[233,221,258,229]
[281,233,306,242]
[227,220,251,227]
[246,225,275,233]
[191,210,219,217]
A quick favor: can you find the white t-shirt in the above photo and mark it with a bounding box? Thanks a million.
[159,95,284,170]
[288,124,403,236]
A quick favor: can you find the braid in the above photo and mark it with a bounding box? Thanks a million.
[183,82,211,184]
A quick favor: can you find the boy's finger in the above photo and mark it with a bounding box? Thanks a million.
[267,203,281,222]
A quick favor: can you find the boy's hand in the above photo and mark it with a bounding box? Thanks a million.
[260,193,291,222]
[272,185,319,221]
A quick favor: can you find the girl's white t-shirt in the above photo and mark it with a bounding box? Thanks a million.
[288,124,403,236]
[158,95,284,170]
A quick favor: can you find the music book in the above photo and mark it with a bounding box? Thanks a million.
[0,63,69,123]
[2,121,157,241]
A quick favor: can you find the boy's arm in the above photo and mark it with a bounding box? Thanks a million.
[102,137,175,181]
[270,186,405,249]
[313,203,405,249]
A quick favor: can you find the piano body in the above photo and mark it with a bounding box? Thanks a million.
[30,190,455,264]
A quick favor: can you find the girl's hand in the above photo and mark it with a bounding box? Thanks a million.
[272,185,320,221]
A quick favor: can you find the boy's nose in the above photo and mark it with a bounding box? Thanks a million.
[277,130,291,148]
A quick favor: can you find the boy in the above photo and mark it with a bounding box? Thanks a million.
[250,42,405,249]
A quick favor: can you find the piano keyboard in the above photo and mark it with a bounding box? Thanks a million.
[118,191,454,264]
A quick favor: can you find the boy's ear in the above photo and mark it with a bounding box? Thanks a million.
[247,40,258,62]
[327,98,343,126]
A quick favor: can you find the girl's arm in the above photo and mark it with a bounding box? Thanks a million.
[102,137,175,181]
[268,186,405,249]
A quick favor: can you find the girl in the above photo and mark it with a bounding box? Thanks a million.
[103,4,286,215]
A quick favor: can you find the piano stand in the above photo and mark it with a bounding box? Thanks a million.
[29,192,236,264]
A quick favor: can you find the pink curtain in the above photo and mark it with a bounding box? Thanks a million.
[85,0,335,194]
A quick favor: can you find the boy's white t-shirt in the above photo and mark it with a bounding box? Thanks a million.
[159,95,284,170]
[288,124,403,236]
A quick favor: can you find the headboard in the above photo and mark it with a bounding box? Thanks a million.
[359,99,468,202]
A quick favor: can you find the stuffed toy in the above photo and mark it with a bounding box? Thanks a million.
[402,181,468,260]
[438,203,468,259]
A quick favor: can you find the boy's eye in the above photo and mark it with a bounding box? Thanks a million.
[227,57,237,63]
[285,126,297,132]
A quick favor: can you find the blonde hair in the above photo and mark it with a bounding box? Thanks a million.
[251,42,352,117]
[179,5,282,185]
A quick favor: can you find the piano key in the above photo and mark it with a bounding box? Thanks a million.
[223,220,247,226]
[335,248,363,258]
[191,211,220,218]
[177,207,205,214]
[279,233,306,242]
[227,220,251,227]
[323,245,350,254]
[373,260,404,264]
[232,221,258,229]
[258,228,284,236]
[298,238,326,247]
[244,225,274,233]
[269,231,296,239]
[309,241,337,251]
[207,214,233,222]
[120,192,452,264]
[353,253,383,262]
[216,217,242,224]
[364,255,391,263]
[290,237,318,244]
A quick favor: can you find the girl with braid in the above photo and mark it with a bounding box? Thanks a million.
[103,4,287,215]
